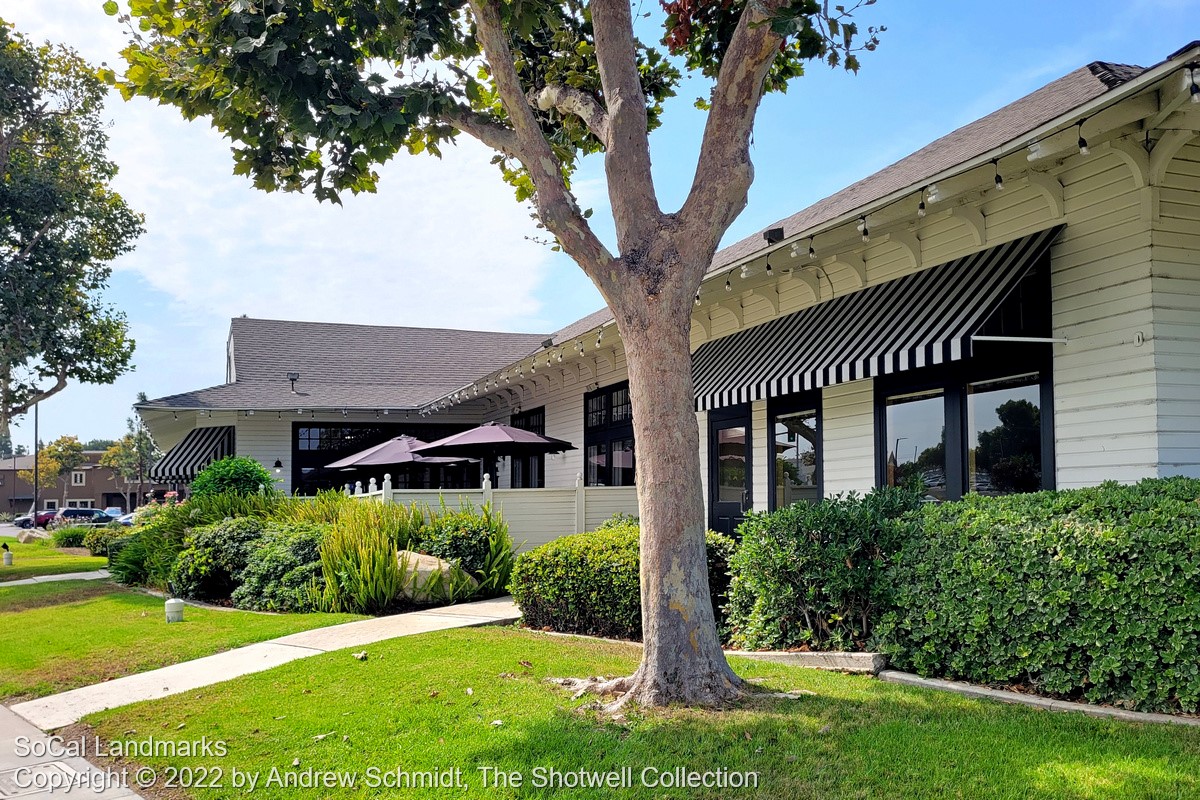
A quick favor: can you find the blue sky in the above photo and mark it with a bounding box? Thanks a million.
[4,0,1196,448]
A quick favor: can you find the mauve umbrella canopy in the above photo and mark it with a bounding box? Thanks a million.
[411,422,577,458]
[325,435,469,469]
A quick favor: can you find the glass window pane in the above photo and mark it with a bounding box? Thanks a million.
[586,443,607,486]
[885,389,947,500]
[717,425,748,503]
[968,373,1042,495]
[775,410,819,506]
[611,386,632,423]
[586,394,607,429]
[611,438,635,487]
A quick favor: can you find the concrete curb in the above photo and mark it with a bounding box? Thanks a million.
[730,650,887,675]
[0,570,111,587]
[878,670,1200,727]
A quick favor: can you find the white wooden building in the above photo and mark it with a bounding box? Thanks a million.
[139,42,1200,537]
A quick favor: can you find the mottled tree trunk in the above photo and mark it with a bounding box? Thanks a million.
[618,308,744,706]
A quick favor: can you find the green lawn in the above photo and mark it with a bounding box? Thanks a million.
[0,582,366,701]
[0,538,108,581]
[84,628,1200,799]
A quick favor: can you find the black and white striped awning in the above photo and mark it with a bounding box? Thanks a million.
[693,227,1062,411]
[149,426,235,482]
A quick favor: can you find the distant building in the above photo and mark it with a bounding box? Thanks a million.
[0,451,172,515]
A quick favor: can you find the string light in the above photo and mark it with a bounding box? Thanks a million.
[695,291,701,306]
[1191,66,1200,103]
[765,258,774,277]
[993,159,1004,191]
[724,277,732,292]
[856,216,866,233]
[740,265,750,279]
[595,330,602,349]
[1077,119,1089,156]
[917,187,927,218]
[860,216,870,243]
[808,237,816,259]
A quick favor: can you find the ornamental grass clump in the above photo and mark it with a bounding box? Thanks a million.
[315,511,405,614]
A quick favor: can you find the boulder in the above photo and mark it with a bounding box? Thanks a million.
[17,530,49,544]
[397,550,478,603]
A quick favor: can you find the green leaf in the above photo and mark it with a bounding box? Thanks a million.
[102,1,119,15]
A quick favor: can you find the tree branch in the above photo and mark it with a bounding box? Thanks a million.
[590,0,660,250]
[466,0,615,281]
[678,0,788,275]
[529,84,609,147]
[3,367,69,420]
[439,104,521,159]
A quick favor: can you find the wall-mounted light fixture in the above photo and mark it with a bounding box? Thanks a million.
[273,459,283,474]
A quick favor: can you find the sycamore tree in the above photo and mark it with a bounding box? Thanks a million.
[100,410,161,510]
[0,22,144,445]
[111,0,881,707]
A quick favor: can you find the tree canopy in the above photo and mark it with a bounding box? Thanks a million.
[0,21,143,441]
[110,0,882,708]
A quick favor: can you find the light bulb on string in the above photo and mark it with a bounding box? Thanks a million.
[1077,120,1089,156]
[993,160,1004,191]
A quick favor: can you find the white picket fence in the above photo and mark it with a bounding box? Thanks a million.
[347,474,638,551]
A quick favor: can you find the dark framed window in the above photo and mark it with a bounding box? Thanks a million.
[767,392,822,509]
[510,407,546,489]
[875,256,1055,500]
[583,382,635,486]
[291,422,473,495]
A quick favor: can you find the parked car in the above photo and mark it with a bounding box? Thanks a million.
[116,512,136,527]
[103,506,124,518]
[14,509,58,529]
[49,508,117,528]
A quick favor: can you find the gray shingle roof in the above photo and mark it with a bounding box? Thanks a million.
[141,318,548,410]
[710,60,1144,271]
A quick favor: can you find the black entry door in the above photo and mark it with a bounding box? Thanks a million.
[709,406,752,536]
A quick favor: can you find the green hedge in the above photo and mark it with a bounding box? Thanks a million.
[509,520,737,641]
[879,477,1200,712]
[232,523,328,612]
[169,517,266,601]
[726,487,923,651]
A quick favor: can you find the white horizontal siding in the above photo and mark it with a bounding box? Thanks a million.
[492,488,578,550]
[583,487,640,530]
[750,400,770,512]
[1050,152,1159,488]
[821,380,875,495]
[1152,137,1200,478]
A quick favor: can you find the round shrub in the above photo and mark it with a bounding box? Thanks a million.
[726,486,922,652]
[509,520,737,641]
[83,525,125,556]
[169,517,266,601]
[422,509,496,576]
[880,477,1200,713]
[232,523,328,612]
[190,456,274,497]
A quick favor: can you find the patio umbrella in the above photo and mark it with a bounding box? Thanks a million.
[324,435,470,469]
[412,422,576,481]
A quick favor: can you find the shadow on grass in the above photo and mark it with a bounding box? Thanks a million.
[457,676,1200,800]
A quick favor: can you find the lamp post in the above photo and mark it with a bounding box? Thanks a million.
[32,403,38,519]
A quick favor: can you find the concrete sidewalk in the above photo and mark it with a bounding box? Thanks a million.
[11,596,520,730]
[0,706,143,799]
[1,570,111,587]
